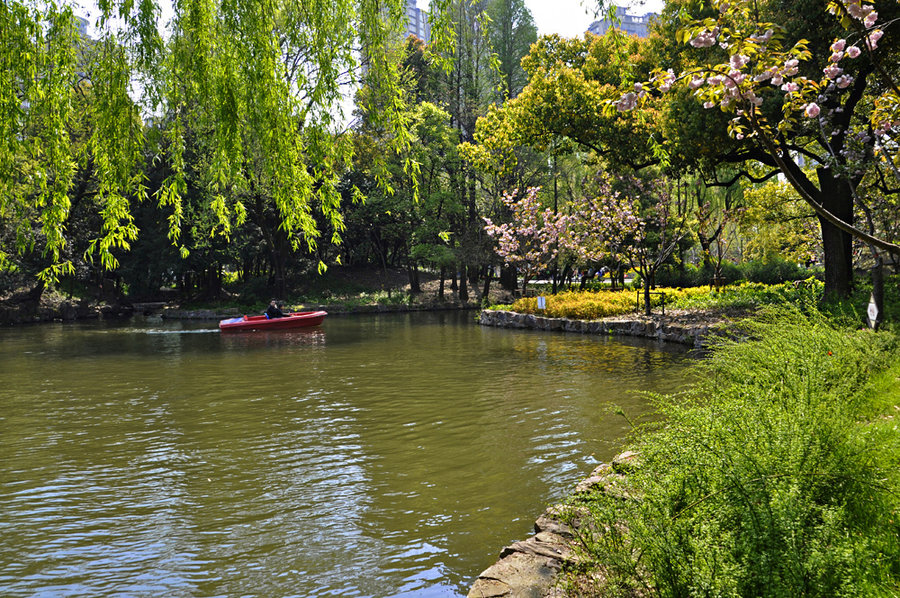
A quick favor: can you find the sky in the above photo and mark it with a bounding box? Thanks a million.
[75,0,666,41]
[419,0,666,39]
[524,0,665,38]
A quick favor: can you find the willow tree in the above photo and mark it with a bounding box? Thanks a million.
[0,0,451,296]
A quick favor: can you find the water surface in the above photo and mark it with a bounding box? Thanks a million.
[0,311,691,596]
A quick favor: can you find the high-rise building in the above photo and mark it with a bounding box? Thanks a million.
[588,6,657,38]
[404,0,430,43]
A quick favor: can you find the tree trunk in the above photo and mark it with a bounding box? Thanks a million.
[643,280,651,317]
[458,263,469,303]
[817,169,854,299]
[499,265,517,291]
[408,262,421,294]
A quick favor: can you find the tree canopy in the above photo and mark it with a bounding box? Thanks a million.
[1,0,453,286]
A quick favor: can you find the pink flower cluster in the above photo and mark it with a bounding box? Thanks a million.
[845,0,879,28]
[483,188,569,279]
[690,27,720,48]
[613,0,893,131]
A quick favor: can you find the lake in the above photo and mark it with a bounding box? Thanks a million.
[0,311,692,597]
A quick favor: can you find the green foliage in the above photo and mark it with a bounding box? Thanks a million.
[2,0,451,290]
[654,256,821,288]
[738,180,819,265]
[510,289,639,319]
[561,309,900,596]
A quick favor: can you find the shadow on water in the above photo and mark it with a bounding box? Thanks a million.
[0,311,693,597]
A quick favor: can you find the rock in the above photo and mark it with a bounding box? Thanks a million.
[478,309,726,347]
[468,534,569,598]
[468,453,643,597]
[612,451,641,473]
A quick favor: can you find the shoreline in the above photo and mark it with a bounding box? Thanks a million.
[466,451,642,598]
[0,298,485,326]
[478,308,741,348]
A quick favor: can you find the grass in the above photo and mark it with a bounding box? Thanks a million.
[556,307,900,597]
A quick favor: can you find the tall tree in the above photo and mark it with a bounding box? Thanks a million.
[618,0,900,298]
[1,0,453,297]
[486,0,537,100]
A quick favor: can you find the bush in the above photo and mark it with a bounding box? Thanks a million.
[739,256,814,285]
[508,289,641,320]
[496,280,826,320]
[560,309,900,597]
[653,258,816,289]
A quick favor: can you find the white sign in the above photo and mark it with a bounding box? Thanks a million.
[537,296,546,310]
[867,293,879,328]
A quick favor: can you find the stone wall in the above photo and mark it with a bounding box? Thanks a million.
[479,309,721,348]
[467,452,641,598]
[0,300,111,325]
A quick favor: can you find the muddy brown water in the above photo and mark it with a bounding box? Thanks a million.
[0,311,692,597]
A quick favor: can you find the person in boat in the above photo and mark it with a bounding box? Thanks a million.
[265,300,288,318]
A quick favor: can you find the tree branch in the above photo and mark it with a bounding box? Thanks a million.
[706,168,781,188]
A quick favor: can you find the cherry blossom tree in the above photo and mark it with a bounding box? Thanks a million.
[483,187,568,294]
[571,176,690,315]
[613,0,900,302]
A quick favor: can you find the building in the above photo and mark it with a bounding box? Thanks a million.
[588,5,657,38]
[404,0,430,43]
[76,16,89,37]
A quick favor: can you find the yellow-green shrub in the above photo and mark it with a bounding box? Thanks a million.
[509,290,641,320]
[500,282,824,320]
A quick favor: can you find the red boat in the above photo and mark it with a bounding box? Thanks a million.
[219,310,327,332]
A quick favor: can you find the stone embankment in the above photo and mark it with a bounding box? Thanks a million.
[0,298,481,325]
[0,299,131,325]
[467,451,641,598]
[479,309,732,348]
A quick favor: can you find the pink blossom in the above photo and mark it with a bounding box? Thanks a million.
[616,92,637,112]
[846,45,861,58]
[771,74,784,86]
[783,59,799,77]
[703,101,716,109]
[746,92,763,106]
[830,51,844,62]
[847,1,873,20]
[781,82,799,92]
[750,29,774,43]
[730,54,750,69]
[830,39,846,52]
[730,71,745,84]
[804,103,820,118]
[688,76,705,89]
[754,68,774,82]
[866,29,883,50]
[864,10,878,28]
[823,64,843,79]
[657,69,676,93]
[689,27,719,48]
[836,75,853,89]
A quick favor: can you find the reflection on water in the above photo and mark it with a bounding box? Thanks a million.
[0,312,692,597]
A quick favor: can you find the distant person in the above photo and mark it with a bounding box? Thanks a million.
[265,300,287,318]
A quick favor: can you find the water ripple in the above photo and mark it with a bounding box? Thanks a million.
[0,313,691,597]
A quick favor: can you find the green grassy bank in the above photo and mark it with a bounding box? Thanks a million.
[558,307,900,596]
